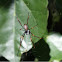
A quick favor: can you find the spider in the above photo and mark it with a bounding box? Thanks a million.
[16,13,42,55]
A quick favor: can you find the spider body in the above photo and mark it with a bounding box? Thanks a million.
[24,24,30,35]
[22,29,31,37]
[21,24,31,37]
[24,24,28,30]
[17,13,42,55]
[25,30,30,35]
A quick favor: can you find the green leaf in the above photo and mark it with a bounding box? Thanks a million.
[46,33,62,61]
[15,0,48,56]
[0,0,48,61]
[0,4,16,61]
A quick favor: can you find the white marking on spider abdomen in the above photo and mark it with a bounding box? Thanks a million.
[26,30,30,35]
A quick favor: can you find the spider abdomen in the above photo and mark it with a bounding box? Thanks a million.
[25,30,30,35]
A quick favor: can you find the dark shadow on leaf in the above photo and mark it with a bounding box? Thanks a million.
[0,56,8,61]
[0,0,14,9]
[32,38,50,61]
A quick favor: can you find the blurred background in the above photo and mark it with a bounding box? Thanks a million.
[0,0,14,61]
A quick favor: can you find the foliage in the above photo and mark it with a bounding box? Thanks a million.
[0,0,62,62]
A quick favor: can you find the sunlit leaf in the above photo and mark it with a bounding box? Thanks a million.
[0,4,15,61]
[46,33,62,61]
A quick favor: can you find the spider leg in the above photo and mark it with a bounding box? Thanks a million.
[17,37,22,56]
[30,25,37,30]
[17,36,24,56]
[31,32,42,39]
[20,28,25,31]
[16,16,24,28]
[19,32,25,48]
[30,35,35,48]
[19,36,24,48]
[27,13,29,25]
[20,28,22,30]
[17,33,25,56]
